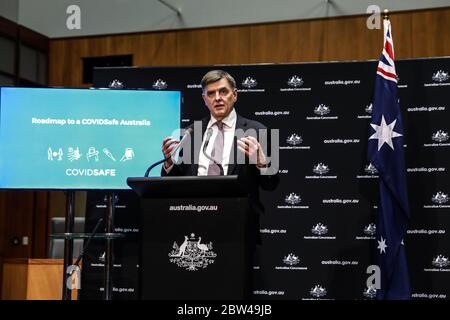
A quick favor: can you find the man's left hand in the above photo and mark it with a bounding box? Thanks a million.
[237,136,267,168]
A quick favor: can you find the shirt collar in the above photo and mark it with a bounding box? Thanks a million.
[208,108,236,129]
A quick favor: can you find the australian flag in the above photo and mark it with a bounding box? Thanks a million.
[368,19,411,300]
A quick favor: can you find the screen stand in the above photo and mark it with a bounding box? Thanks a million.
[62,190,75,300]
[103,191,117,300]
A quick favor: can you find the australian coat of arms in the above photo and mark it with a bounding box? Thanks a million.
[168,233,217,271]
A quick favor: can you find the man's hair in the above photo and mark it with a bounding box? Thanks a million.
[201,70,236,91]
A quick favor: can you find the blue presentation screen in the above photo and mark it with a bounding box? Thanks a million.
[0,87,180,189]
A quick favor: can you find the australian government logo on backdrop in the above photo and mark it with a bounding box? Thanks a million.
[239,76,264,92]
[274,253,308,271]
[305,162,337,179]
[424,254,450,272]
[423,191,450,209]
[357,163,379,179]
[301,285,330,300]
[432,130,449,142]
[357,103,373,119]
[277,192,309,209]
[303,223,336,240]
[279,133,311,150]
[432,255,450,268]
[108,79,124,89]
[314,104,330,116]
[310,285,327,298]
[306,104,338,120]
[285,193,301,205]
[152,78,168,90]
[280,75,311,92]
[355,223,377,240]
[363,286,377,299]
[168,233,217,271]
[424,129,450,147]
[424,69,450,87]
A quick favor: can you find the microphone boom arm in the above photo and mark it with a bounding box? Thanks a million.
[144,157,169,177]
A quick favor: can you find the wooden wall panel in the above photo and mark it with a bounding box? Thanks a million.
[1,190,52,263]
[326,15,382,61]
[1,192,35,258]
[49,39,83,87]
[177,26,251,65]
[412,9,450,58]
[176,28,210,65]
[49,33,179,87]
[207,26,251,65]
[297,19,329,62]
[48,8,449,87]
[31,191,49,258]
[250,22,302,64]
[48,40,68,87]
[68,38,89,87]
[49,8,450,87]
[132,32,177,67]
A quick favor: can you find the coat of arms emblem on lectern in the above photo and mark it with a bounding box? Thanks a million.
[168,233,217,271]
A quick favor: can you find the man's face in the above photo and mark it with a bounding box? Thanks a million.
[202,78,237,120]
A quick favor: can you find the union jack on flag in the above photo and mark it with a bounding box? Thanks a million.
[376,20,397,83]
[368,19,411,300]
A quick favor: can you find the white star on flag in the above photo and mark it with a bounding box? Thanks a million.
[377,236,388,254]
[369,115,403,151]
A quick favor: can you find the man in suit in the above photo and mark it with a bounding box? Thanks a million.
[161,68,278,206]
[161,68,278,252]
[161,69,278,180]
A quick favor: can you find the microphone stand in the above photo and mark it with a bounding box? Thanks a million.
[74,218,104,267]
[62,190,75,300]
[103,192,117,300]
[66,217,104,299]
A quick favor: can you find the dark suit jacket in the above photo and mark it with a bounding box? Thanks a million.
[161,113,279,247]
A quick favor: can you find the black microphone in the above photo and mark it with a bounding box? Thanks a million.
[144,128,193,177]
[203,127,213,151]
[203,127,224,175]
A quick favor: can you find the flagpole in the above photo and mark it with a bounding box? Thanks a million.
[383,9,389,20]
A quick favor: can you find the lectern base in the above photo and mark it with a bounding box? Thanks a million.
[140,197,251,300]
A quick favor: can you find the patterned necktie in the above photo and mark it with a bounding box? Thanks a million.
[207,121,224,175]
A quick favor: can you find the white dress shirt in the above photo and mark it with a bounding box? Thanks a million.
[197,108,237,176]
[164,108,237,176]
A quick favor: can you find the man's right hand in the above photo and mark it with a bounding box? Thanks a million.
[162,137,180,169]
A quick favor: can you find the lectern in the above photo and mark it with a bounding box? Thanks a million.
[127,176,252,300]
